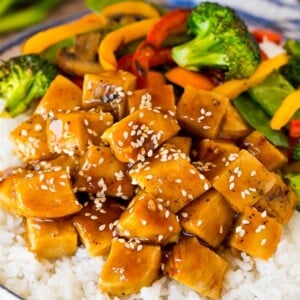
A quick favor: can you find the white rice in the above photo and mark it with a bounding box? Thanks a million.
[1,117,300,300]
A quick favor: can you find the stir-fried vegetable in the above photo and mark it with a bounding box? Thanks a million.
[0,54,57,117]
[172,2,261,79]
[280,39,300,88]
[0,0,61,33]
[233,93,289,147]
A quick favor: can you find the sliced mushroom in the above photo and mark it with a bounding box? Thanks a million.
[56,31,103,77]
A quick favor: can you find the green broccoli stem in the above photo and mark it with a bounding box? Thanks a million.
[9,82,40,117]
[0,0,61,33]
[171,34,228,71]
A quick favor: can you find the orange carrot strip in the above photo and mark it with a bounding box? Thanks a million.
[165,67,214,90]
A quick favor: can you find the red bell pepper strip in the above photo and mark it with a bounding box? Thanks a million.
[132,9,190,76]
[251,28,282,44]
[290,119,300,138]
[119,48,173,73]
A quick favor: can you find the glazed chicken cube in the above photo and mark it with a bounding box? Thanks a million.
[99,238,161,296]
[117,193,181,245]
[47,110,113,156]
[101,108,180,163]
[130,144,211,212]
[229,206,282,260]
[167,136,192,157]
[127,85,176,114]
[218,103,251,140]
[74,145,134,199]
[14,169,82,218]
[194,138,239,182]
[0,169,25,215]
[242,130,288,171]
[82,71,136,119]
[176,86,229,139]
[10,114,52,162]
[26,217,77,259]
[255,173,297,224]
[180,189,235,248]
[213,149,277,212]
[73,199,124,256]
[164,237,228,299]
[35,75,82,117]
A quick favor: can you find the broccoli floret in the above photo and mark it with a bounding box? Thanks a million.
[0,54,57,117]
[293,140,300,161]
[171,2,261,79]
[280,39,300,88]
[285,173,300,210]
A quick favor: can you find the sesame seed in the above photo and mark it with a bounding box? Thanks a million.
[99,224,106,231]
[197,220,202,226]
[181,189,187,197]
[261,210,267,218]
[250,170,257,177]
[181,212,188,218]
[229,175,235,183]
[141,219,147,226]
[219,225,223,234]
[137,244,143,252]
[158,235,164,242]
[203,182,209,191]
[255,225,266,233]
[165,210,170,219]
[261,238,267,246]
[229,182,235,191]
[242,219,250,225]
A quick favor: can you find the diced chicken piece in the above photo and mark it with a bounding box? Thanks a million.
[0,169,25,214]
[99,238,161,296]
[35,75,82,117]
[117,193,181,244]
[164,237,228,299]
[242,130,288,171]
[176,86,229,139]
[47,110,113,156]
[74,145,134,199]
[130,144,211,212]
[26,217,77,259]
[101,108,180,163]
[180,189,235,248]
[10,114,52,162]
[82,71,136,120]
[218,103,251,140]
[167,136,192,157]
[15,170,82,218]
[229,206,282,260]
[127,85,176,115]
[255,173,297,224]
[213,149,277,212]
[73,199,124,256]
[194,138,239,182]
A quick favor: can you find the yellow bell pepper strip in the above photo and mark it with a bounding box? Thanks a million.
[270,89,300,130]
[100,1,160,19]
[213,53,289,99]
[98,17,160,71]
[22,13,107,54]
